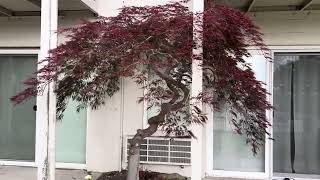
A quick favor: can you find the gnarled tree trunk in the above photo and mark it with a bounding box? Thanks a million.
[127,124,158,180]
[127,142,140,180]
[126,66,190,180]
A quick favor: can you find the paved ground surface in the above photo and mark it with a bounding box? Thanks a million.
[205,178,251,180]
[0,166,102,180]
[0,166,253,180]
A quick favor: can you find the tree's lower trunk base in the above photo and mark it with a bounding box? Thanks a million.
[97,170,187,180]
[127,124,159,180]
[127,145,140,180]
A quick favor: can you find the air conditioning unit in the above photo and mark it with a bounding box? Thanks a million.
[125,136,191,165]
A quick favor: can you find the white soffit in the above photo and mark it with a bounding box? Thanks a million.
[255,0,306,7]
[0,0,94,16]
[59,0,89,10]
[215,0,320,12]
[79,0,97,13]
[0,0,39,11]
[214,0,250,10]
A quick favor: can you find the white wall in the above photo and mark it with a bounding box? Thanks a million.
[2,3,320,178]
[0,7,183,174]
[0,17,40,47]
[86,93,122,172]
[203,10,320,178]
[0,12,94,47]
[250,11,320,45]
[96,0,173,17]
[94,0,194,176]
[0,12,125,173]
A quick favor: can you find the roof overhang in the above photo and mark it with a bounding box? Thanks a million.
[214,0,320,12]
[79,0,97,14]
[0,0,97,17]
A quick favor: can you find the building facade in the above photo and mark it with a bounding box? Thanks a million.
[0,0,320,179]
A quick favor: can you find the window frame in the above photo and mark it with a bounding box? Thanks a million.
[0,49,88,170]
[205,49,271,179]
[205,46,320,180]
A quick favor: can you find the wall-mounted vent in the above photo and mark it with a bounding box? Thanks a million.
[126,137,191,165]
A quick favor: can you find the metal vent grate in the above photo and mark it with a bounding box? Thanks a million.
[126,137,191,165]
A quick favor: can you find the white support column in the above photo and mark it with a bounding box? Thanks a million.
[37,0,58,180]
[191,0,204,180]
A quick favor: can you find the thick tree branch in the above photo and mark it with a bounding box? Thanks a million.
[129,65,190,152]
[151,66,189,109]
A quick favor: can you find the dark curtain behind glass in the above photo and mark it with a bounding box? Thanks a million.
[273,54,320,174]
[0,55,37,161]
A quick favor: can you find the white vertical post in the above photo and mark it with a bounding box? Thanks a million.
[191,0,204,180]
[48,0,58,179]
[37,0,58,179]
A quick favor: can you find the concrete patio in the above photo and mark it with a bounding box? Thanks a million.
[0,166,101,180]
[0,165,254,180]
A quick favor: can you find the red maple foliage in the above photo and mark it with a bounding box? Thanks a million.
[12,2,272,175]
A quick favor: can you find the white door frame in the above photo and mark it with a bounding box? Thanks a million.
[0,49,39,167]
[271,45,320,180]
[205,45,320,180]
[0,49,87,169]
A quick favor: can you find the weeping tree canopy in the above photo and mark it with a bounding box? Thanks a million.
[12,2,272,153]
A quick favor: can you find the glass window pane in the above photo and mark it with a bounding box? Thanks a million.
[56,100,87,163]
[0,55,37,161]
[273,54,320,174]
[212,54,266,172]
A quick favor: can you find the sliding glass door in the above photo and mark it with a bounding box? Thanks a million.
[0,55,37,161]
[273,53,320,175]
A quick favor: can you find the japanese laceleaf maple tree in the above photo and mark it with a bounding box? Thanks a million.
[12,2,272,180]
